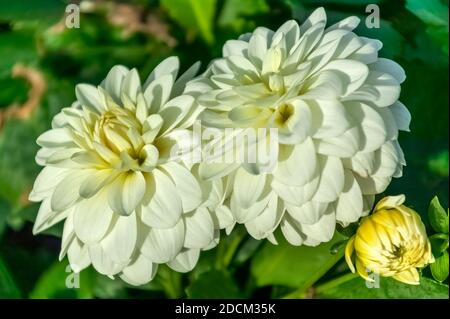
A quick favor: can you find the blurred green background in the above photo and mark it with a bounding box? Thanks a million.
[0,0,448,299]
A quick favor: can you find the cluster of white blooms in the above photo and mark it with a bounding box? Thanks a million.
[30,58,234,285]
[31,8,409,285]
[195,7,410,246]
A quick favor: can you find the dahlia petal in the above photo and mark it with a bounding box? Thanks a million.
[79,169,116,198]
[122,68,141,103]
[272,175,319,206]
[335,170,364,223]
[233,167,267,209]
[33,198,71,234]
[144,56,179,87]
[167,248,200,273]
[37,128,75,148]
[29,166,69,202]
[59,212,75,261]
[140,169,182,228]
[370,58,406,83]
[393,268,420,285]
[245,194,284,240]
[120,254,157,286]
[309,100,350,139]
[390,101,411,132]
[172,61,201,97]
[311,155,345,203]
[211,205,235,229]
[248,33,268,68]
[275,138,317,186]
[184,207,215,249]
[103,65,129,103]
[74,193,114,244]
[280,215,304,246]
[300,206,336,243]
[144,74,174,113]
[88,243,124,276]
[158,95,195,136]
[108,171,146,216]
[286,201,328,225]
[162,162,202,213]
[75,84,105,113]
[100,212,137,264]
[51,170,89,212]
[198,162,240,180]
[140,219,184,263]
[273,20,300,50]
[320,59,369,95]
[67,238,91,273]
[316,127,361,157]
[223,40,248,57]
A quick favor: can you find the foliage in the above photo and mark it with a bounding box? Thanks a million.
[0,0,448,299]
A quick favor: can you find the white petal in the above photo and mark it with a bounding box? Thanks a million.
[309,100,351,139]
[140,219,184,263]
[335,170,364,223]
[100,212,137,264]
[245,194,284,240]
[36,128,75,148]
[75,84,105,113]
[108,171,146,216]
[301,205,336,243]
[312,155,345,203]
[104,65,129,103]
[280,215,304,246]
[120,255,157,286]
[390,101,411,132]
[286,201,328,225]
[161,162,202,213]
[140,169,183,228]
[74,192,114,244]
[29,167,69,202]
[67,239,91,273]
[274,138,317,186]
[88,243,124,276]
[272,174,319,206]
[33,198,71,234]
[167,249,200,273]
[51,170,89,212]
[184,207,215,249]
[144,56,179,87]
[233,167,267,209]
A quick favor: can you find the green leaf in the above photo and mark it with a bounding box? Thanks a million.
[30,261,94,298]
[406,0,449,27]
[428,150,449,177]
[251,232,346,291]
[428,196,449,234]
[186,269,243,298]
[0,255,21,298]
[316,275,449,299]
[429,233,449,256]
[218,0,269,32]
[0,31,38,78]
[431,250,449,282]
[160,0,217,43]
[0,0,65,25]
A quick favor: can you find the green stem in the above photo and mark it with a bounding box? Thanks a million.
[216,226,247,269]
[314,272,359,294]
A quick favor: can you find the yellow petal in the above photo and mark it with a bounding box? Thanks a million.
[345,236,356,273]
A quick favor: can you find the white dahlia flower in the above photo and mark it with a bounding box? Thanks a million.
[29,57,234,285]
[196,8,411,246]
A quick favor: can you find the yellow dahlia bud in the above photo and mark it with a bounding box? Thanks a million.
[345,195,434,285]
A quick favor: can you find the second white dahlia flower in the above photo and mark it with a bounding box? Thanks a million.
[195,8,411,246]
[29,57,234,285]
